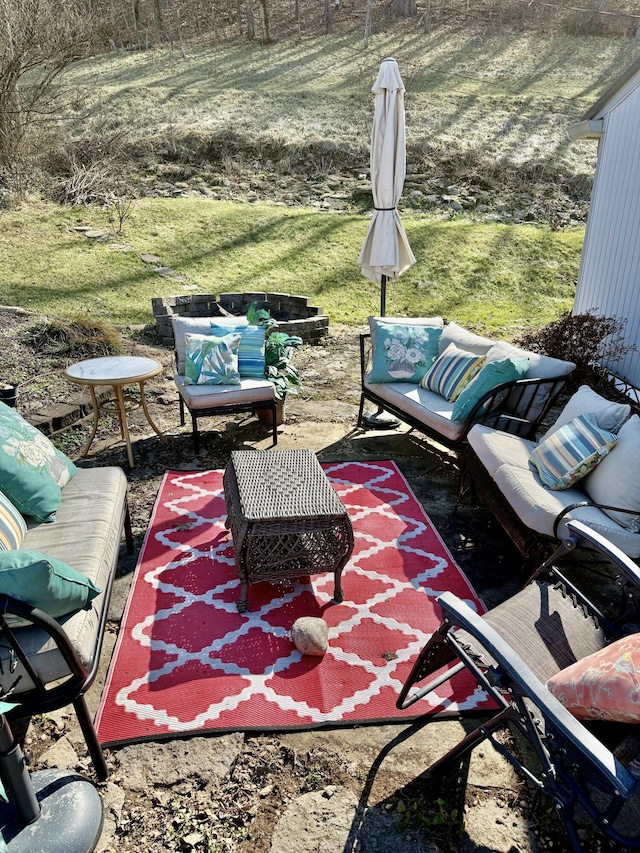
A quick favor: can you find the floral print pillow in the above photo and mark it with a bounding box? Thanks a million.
[547,633,640,723]
[368,321,443,384]
[0,402,77,522]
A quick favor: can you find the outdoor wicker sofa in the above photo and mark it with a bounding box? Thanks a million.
[358,318,575,453]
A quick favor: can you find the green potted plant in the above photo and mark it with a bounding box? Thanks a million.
[247,303,303,425]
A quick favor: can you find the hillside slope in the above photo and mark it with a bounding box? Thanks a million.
[58,29,640,224]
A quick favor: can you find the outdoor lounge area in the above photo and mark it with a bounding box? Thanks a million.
[2,304,640,853]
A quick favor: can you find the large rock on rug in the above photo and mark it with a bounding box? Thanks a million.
[291,616,328,656]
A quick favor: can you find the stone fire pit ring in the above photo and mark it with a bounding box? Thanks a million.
[152,292,329,349]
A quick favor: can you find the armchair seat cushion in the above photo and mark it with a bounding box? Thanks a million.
[175,374,275,410]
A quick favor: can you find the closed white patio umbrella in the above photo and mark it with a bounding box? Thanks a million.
[358,57,416,317]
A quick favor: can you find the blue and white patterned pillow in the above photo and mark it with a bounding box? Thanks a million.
[420,344,486,401]
[184,333,241,386]
[210,323,266,379]
[529,412,617,491]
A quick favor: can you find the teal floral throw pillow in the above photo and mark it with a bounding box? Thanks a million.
[184,332,242,386]
[0,401,77,522]
[369,321,442,384]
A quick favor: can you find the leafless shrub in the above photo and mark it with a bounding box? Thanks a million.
[107,191,135,233]
[513,310,637,393]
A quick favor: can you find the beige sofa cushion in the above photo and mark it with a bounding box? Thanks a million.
[541,384,631,440]
[583,414,640,531]
[469,424,640,557]
[467,424,536,478]
[175,374,275,410]
[492,464,640,555]
[363,378,465,442]
[438,322,495,356]
[2,467,128,691]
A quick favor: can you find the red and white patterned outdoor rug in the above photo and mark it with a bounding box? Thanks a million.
[95,460,491,747]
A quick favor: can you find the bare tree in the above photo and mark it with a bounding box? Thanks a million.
[0,0,93,193]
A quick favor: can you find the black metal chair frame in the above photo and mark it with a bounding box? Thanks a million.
[396,520,640,851]
[178,394,277,452]
[1,501,134,783]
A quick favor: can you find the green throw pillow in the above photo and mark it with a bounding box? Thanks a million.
[0,549,101,627]
[452,357,529,423]
[210,323,266,379]
[369,320,442,384]
[184,332,242,386]
[0,402,77,523]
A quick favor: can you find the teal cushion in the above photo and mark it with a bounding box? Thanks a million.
[0,402,77,523]
[369,321,442,384]
[421,344,486,401]
[452,357,529,423]
[184,332,241,386]
[529,412,618,491]
[211,323,266,379]
[0,549,101,627]
[0,490,26,551]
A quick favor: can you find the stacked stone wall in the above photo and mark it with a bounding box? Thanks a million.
[152,293,329,348]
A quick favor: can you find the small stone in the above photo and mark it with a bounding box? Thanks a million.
[291,616,328,656]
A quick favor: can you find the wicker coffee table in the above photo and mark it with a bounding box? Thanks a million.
[223,449,354,612]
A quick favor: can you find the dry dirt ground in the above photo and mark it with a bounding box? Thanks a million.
[1,309,628,853]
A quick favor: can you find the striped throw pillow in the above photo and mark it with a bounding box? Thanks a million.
[0,490,26,551]
[420,344,486,401]
[529,412,617,491]
[211,323,266,379]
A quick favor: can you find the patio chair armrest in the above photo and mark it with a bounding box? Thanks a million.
[561,518,640,589]
[359,333,371,383]
[462,374,570,440]
[437,590,637,797]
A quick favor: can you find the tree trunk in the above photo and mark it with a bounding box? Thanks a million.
[153,0,165,39]
[236,0,243,35]
[363,0,373,47]
[391,0,416,17]
[245,0,255,39]
[324,0,332,34]
[257,0,271,42]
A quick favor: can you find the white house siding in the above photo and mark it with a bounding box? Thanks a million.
[573,87,640,389]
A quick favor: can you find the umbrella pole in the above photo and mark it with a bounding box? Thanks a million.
[365,272,400,429]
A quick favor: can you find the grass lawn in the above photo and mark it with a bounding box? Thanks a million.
[0,197,582,335]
